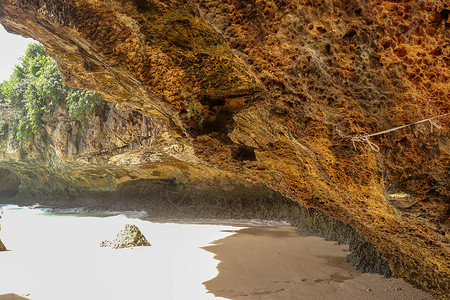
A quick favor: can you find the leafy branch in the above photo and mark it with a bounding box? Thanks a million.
[0,42,104,144]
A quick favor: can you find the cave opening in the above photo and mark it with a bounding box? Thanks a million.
[0,2,445,297]
[0,168,21,200]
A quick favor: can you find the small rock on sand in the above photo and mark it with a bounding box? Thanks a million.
[100,224,151,249]
[0,239,6,252]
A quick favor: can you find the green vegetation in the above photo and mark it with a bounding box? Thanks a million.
[0,42,103,144]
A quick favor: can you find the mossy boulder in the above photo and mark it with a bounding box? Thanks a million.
[100,224,151,249]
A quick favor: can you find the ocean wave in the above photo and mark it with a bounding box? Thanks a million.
[1,205,148,219]
[146,217,291,227]
[2,204,290,226]
[40,207,149,219]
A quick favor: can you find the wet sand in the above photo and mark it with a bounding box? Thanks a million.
[204,226,433,300]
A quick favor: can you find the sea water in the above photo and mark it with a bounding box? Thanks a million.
[0,205,245,300]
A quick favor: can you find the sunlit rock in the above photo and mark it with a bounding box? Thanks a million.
[100,224,151,249]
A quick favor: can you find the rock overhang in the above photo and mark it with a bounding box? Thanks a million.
[0,0,449,298]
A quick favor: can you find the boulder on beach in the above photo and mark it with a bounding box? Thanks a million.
[100,224,151,249]
[0,239,6,251]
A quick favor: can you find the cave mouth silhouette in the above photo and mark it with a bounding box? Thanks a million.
[0,168,21,199]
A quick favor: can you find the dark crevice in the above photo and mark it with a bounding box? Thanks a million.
[439,9,449,20]
[232,145,257,161]
[343,29,357,40]
[0,168,21,199]
[202,114,233,133]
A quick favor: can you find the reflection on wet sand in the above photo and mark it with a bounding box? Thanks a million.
[204,226,433,300]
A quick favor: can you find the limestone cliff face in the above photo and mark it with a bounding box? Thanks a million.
[0,101,228,200]
[0,0,449,297]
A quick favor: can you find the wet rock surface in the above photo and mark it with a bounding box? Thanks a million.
[0,169,20,200]
[0,0,449,298]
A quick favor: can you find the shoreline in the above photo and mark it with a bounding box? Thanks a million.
[2,203,292,227]
[203,226,433,300]
[2,179,395,280]
[0,206,435,299]
[0,206,240,300]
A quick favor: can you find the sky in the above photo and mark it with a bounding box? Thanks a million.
[0,24,35,82]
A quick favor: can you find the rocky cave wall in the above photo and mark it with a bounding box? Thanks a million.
[0,0,449,298]
[0,100,235,199]
[0,168,20,199]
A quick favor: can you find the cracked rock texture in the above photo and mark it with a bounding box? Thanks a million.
[0,0,449,298]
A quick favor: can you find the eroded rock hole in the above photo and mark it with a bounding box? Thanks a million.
[198,95,233,133]
[316,26,327,33]
[439,8,449,20]
[343,29,357,40]
[0,168,21,199]
[232,145,257,161]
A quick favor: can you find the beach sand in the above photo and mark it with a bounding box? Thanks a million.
[0,207,435,300]
[204,226,434,300]
[0,295,30,300]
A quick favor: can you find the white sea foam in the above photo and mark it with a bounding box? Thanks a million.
[40,207,149,218]
[149,218,291,227]
[0,206,241,300]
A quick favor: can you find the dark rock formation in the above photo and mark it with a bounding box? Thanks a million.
[0,0,448,298]
[0,169,20,200]
[0,208,4,251]
[100,224,151,249]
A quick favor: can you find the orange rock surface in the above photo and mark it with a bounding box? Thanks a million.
[0,0,448,298]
